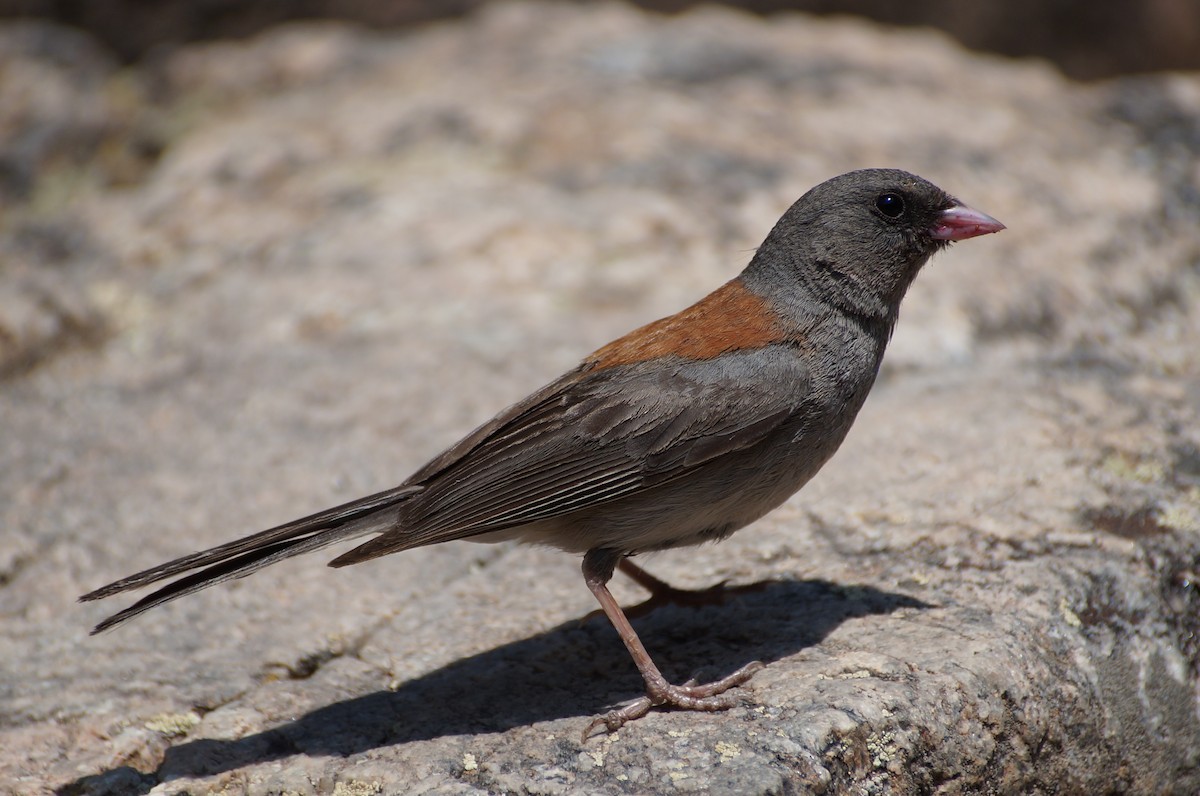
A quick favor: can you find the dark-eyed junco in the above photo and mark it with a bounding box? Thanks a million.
[82,169,1004,739]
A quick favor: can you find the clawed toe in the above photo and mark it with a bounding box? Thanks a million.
[580,661,765,742]
[581,696,654,742]
[670,660,763,699]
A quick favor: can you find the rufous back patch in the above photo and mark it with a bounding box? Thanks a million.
[586,278,787,370]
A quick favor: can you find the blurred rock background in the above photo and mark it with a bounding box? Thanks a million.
[1,0,1199,78]
[1,2,1198,794]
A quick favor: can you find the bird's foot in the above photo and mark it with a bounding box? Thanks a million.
[581,660,763,742]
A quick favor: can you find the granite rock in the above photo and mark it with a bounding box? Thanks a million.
[1,3,1198,794]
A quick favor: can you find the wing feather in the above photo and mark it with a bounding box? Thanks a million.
[334,351,810,564]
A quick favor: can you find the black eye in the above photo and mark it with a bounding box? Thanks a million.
[875,193,905,218]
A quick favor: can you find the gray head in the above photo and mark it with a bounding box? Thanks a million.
[744,168,1003,323]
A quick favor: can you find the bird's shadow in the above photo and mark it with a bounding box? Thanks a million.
[62,578,928,794]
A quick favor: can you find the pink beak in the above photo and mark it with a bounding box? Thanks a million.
[930,205,1006,241]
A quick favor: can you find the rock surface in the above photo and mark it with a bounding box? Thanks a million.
[1,2,1198,794]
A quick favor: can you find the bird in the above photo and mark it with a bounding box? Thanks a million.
[81,168,1004,740]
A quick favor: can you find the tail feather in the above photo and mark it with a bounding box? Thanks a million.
[80,483,422,633]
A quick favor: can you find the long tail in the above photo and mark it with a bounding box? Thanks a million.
[79,484,422,634]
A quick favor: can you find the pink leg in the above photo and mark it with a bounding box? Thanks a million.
[581,549,763,741]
